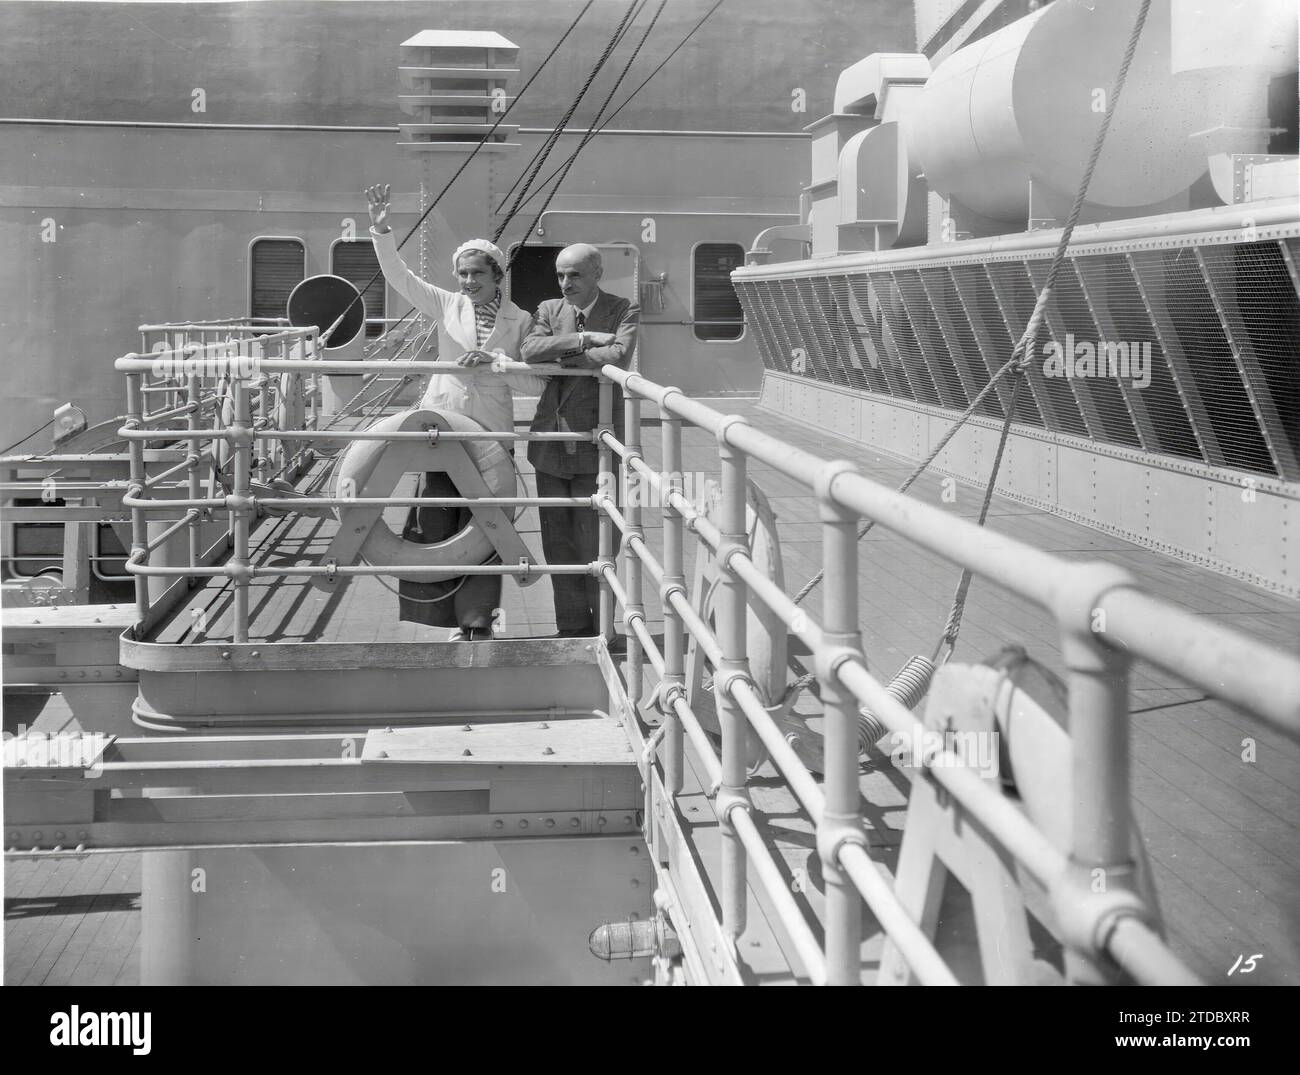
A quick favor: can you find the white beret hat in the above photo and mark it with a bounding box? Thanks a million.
[452,238,506,271]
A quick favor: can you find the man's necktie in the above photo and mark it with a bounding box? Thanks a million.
[561,310,586,455]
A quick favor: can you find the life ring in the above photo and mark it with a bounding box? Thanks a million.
[331,407,517,584]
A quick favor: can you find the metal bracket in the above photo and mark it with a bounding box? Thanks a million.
[324,557,337,583]
[426,424,440,447]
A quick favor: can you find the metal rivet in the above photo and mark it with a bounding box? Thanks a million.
[542,746,555,755]
[54,832,65,841]
[220,650,231,659]
[32,832,43,841]
[462,748,473,756]
[493,819,504,830]
[598,817,607,827]
[629,846,639,855]
[570,818,581,828]
[545,818,555,829]
[385,726,393,734]
[462,724,473,731]
[624,816,633,825]
[630,879,640,888]
[519,819,529,829]
[251,650,259,657]
[538,722,549,729]
[376,750,388,759]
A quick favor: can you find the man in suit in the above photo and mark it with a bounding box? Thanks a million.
[522,244,639,637]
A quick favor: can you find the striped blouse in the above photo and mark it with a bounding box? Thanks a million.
[473,290,501,347]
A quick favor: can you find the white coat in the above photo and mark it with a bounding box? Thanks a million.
[371,226,548,433]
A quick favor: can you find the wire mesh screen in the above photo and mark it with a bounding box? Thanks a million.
[1196,242,1300,480]
[1131,248,1273,474]
[734,236,1300,480]
[1030,260,1143,449]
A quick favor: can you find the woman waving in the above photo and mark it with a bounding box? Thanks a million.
[365,183,546,640]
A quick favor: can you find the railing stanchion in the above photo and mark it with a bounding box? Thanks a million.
[257,348,271,485]
[660,395,686,797]
[1057,571,1141,984]
[231,379,253,644]
[124,373,150,631]
[623,391,645,703]
[597,377,615,641]
[816,461,867,985]
[186,372,201,570]
[716,417,751,941]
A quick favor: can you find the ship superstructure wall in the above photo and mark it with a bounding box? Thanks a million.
[733,202,1300,596]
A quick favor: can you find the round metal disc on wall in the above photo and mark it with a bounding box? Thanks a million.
[287,274,366,349]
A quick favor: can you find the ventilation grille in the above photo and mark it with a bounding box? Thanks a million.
[735,237,1300,481]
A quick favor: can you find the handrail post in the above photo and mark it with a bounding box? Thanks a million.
[230,379,254,644]
[124,372,150,632]
[716,415,752,941]
[275,337,288,475]
[659,390,686,797]
[597,377,615,640]
[186,373,201,570]
[1052,565,1145,984]
[257,360,271,486]
[308,333,321,430]
[623,391,645,702]
[815,461,868,986]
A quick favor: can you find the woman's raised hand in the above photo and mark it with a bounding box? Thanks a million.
[364,184,392,231]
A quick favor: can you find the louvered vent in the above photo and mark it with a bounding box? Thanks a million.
[735,237,1300,481]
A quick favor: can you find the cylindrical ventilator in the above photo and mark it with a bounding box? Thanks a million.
[857,654,936,753]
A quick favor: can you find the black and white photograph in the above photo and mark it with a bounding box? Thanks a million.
[0,0,1296,1020]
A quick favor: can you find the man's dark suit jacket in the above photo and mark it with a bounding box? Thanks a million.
[522,290,639,478]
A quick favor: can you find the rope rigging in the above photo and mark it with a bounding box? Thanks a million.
[507,0,727,220]
[492,0,644,245]
[781,0,1153,752]
[503,0,668,267]
[491,0,650,219]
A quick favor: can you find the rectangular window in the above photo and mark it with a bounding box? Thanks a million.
[249,238,306,322]
[332,239,387,338]
[693,242,745,341]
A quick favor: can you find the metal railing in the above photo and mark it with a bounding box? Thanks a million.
[2,321,326,598]
[108,349,1300,986]
[112,350,598,641]
[595,363,1298,986]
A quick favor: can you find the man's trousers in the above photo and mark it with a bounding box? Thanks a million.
[534,469,604,635]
